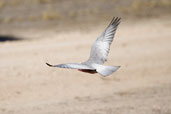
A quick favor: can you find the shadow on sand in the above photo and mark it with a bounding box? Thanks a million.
[0,35,23,42]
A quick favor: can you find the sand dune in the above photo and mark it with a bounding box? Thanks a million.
[0,17,171,114]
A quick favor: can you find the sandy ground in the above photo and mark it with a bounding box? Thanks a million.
[0,17,171,114]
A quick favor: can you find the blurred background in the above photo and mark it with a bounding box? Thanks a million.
[0,0,171,29]
[0,0,171,114]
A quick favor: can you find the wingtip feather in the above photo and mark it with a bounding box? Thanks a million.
[46,62,53,67]
[107,17,121,28]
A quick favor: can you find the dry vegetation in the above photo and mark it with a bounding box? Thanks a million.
[0,0,171,28]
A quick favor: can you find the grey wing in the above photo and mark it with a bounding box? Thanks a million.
[46,62,95,70]
[86,17,121,65]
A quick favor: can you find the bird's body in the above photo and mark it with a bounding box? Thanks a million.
[46,17,121,77]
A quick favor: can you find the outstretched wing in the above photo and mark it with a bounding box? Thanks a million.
[46,63,95,70]
[86,17,121,65]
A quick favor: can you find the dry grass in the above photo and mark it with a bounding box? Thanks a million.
[0,0,171,27]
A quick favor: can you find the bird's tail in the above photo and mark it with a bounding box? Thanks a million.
[92,64,120,77]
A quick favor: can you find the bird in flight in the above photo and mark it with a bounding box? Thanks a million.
[46,17,121,77]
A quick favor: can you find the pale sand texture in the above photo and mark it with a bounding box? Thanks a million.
[0,17,171,114]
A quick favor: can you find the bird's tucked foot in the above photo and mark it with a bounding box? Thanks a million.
[78,69,97,74]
